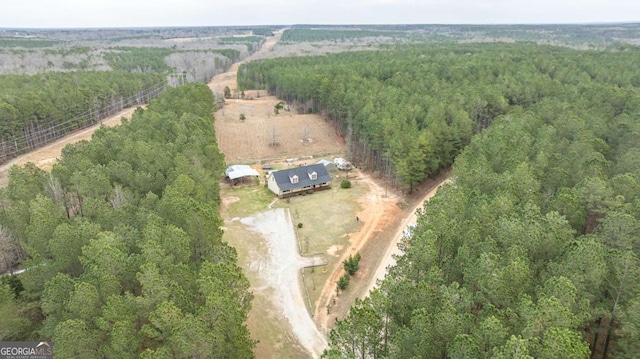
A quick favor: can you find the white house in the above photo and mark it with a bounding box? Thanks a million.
[267,163,332,198]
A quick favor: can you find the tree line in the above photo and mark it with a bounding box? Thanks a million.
[0,84,255,358]
[238,43,640,192]
[104,47,242,73]
[283,24,640,47]
[0,71,166,163]
[279,29,405,43]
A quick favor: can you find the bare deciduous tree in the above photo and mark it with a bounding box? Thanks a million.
[109,184,126,210]
[0,225,22,274]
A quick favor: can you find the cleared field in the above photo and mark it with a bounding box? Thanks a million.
[215,96,344,163]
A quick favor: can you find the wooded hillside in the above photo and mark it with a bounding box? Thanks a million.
[0,84,255,358]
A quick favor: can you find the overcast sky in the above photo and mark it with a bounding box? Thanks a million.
[2,0,638,28]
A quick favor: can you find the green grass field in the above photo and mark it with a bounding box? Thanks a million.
[274,180,366,311]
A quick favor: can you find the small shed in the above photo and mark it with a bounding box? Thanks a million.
[316,159,338,172]
[225,165,260,184]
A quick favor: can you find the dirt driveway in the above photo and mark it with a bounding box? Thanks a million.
[240,208,327,358]
[312,171,450,335]
[363,178,451,296]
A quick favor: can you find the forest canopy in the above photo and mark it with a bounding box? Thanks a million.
[0,71,166,162]
[238,43,640,192]
[0,84,255,358]
[241,44,640,358]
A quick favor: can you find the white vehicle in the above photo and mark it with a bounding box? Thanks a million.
[333,157,352,170]
[402,224,416,239]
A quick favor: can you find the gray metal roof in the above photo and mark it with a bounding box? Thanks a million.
[271,163,332,191]
[225,165,260,180]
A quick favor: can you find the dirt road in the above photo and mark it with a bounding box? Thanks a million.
[312,170,400,333]
[0,31,283,187]
[207,30,281,95]
[363,178,451,296]
[313,173,450,335]
[0,107,139,187]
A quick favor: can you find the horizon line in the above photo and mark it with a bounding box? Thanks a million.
[1,21,639,31]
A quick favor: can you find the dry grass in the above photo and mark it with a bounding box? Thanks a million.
[272,178,367,314]
[214,96,344,164]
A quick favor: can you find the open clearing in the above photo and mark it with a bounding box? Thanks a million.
[209,31,344,164]
[215,98,344,163]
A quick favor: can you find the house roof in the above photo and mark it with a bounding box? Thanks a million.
[271,163,332,191]
[225,165,260,180]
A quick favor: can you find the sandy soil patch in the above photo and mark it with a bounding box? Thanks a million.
[221,195,240,210]
[326,244,343,257]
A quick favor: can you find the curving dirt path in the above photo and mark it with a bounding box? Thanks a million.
[363,177,451,296]
[313,172,450,335]
[240,208,328,358]
[313,169,399,333]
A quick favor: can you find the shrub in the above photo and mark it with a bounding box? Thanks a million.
[340,180,351,189]
[297,223,303,229]
[343,253,361,276]
[337,274,350,290]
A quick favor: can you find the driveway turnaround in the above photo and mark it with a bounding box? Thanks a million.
[241,208,327,358]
